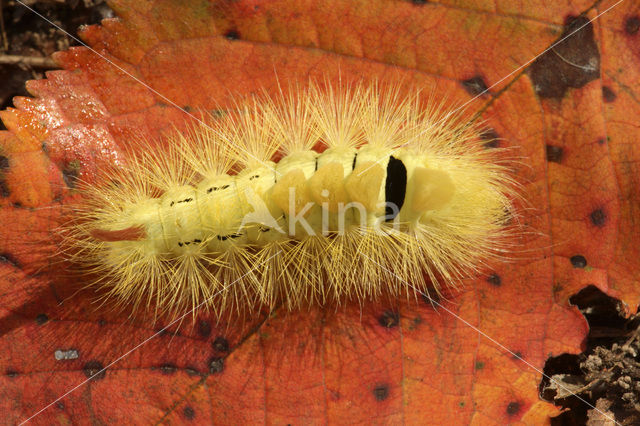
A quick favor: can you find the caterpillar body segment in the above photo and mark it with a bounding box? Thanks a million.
[66,83,516,317]
[96,148,451,249]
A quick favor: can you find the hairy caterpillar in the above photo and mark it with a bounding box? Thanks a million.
[64,82,517,318]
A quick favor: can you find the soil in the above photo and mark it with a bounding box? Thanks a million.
[0,0,113,129]
[541,286,640,425]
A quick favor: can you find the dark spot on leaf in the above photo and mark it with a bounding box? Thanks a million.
[83,360,106,380]
[209,357,224,374]
[159,364,177,375]
[481,129,500,148]
[0,179,9,197]
[408,316,423,330]
[602,86,616,102]
[62,168,79,188]
[0,156,9,170]
[35,314,49,325]
[625,16,640,35]
[410,0,428,5]
[198,320,211,338]
[512,351,524,360]
[461,75,490,97]
[553,283,564,294]
[422,292,441,307]
[0,253,19,267]
[225,29,240,40]
[62,161,81,189]
[6,369,19,378]
[209,109,225,118]
[373,384,389,401]
[475,361,485,370]
[590,208,606,227]
[183,406,195,420]
[378,310,399,328]
[185,367,201,376]
[506,401,521,416]
[597,137,606,145]
[213,336,230,353]
[98,319,106,327]
[56,402,65,410]
[546,145,564,163]
[570,255,587,268]
[528,16,600,99]
[183,105,192,112]
[487,273,502,287]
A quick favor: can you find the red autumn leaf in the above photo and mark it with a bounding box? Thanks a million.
[1,0,639,423]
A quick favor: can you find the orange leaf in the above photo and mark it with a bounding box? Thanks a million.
[2,0,639,423]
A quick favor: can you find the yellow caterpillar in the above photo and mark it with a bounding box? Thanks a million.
[65,82,516,318]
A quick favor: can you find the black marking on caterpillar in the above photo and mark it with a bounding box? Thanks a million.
[216,233,242,241]
[170,197,194,207]
[206,184,230,193]
[178,238,205,247]
[384,156,407,221]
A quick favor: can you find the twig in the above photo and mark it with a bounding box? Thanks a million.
[0,54,56,67]
[0,0,9,51]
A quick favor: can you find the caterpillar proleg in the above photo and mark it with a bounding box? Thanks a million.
[65,82,517,318]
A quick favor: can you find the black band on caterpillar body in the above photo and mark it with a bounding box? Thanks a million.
[63,82,518,318]
[384,156,407,221]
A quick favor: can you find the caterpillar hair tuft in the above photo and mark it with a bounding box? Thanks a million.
[62,82,519,319]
